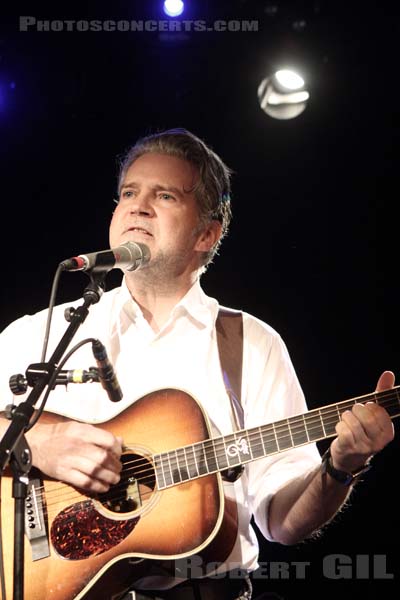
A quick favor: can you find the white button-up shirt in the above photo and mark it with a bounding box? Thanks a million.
[0,279,321,577]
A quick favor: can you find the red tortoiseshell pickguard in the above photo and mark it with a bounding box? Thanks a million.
[51,500,139,560]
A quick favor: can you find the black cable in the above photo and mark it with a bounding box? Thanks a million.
[40,263,66,362]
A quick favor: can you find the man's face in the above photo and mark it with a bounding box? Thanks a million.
[110,152,215,277]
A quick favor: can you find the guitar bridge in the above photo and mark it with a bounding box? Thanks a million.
[25,474,50,561]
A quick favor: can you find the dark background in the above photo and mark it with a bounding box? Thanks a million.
[0,1,398,598]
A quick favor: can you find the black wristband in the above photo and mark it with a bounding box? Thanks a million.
[321,448,372,486]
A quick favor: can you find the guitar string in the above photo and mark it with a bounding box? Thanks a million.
[38,389,398,497]
[36,393,400,512]
[32,394,399,513]
[107,393,400,494]
[40,387,399,504]
[35,389,396,532]
[32,391,399,507]
[35,405,400,530]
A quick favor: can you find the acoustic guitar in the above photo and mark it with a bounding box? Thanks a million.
[1,385,399,599]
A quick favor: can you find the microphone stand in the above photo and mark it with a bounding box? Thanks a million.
[0,275,106,600]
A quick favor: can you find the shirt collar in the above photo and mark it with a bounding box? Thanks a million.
[170,278,219,329]
[114,277,219,331]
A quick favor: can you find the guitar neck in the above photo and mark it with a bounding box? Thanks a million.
[154,385,400,490]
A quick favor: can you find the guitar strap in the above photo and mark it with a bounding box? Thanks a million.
[216,308,245,482]
[215,308,244,430]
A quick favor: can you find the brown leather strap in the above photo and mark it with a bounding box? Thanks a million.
[216,308,244,430]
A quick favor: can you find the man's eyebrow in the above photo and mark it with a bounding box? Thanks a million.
[152,184,185,197]
[120,182,139,190]
[120,181,186,197]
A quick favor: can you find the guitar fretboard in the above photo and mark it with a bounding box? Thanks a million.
[154,386,400,490]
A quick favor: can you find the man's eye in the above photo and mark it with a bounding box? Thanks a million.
[160,193,175,201]
[121,190,134,199]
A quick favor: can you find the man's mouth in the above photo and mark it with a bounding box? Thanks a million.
[127,227,153,237]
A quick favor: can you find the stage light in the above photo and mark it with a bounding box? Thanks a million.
[163,0,184,17]
[257,68,310,120]
[275,69,305,90]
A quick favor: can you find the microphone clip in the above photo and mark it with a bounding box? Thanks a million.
[9,365,100,395]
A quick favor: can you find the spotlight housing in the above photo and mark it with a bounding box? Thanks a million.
[258,68,310,120]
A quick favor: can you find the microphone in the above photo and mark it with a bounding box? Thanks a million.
[60,241,150,273]
[91,339,123,402]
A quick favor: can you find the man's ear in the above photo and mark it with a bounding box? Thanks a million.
[195,220,223,253]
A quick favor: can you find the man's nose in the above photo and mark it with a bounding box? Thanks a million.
[129,192,155,216]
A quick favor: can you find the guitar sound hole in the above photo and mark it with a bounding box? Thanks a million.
[98,451,156,514]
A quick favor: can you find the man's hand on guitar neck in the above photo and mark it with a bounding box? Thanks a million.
[330,370,395,474]
[24,419,123,493]
[268,370,396,545]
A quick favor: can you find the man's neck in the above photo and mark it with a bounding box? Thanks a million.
[125,271,199,333]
